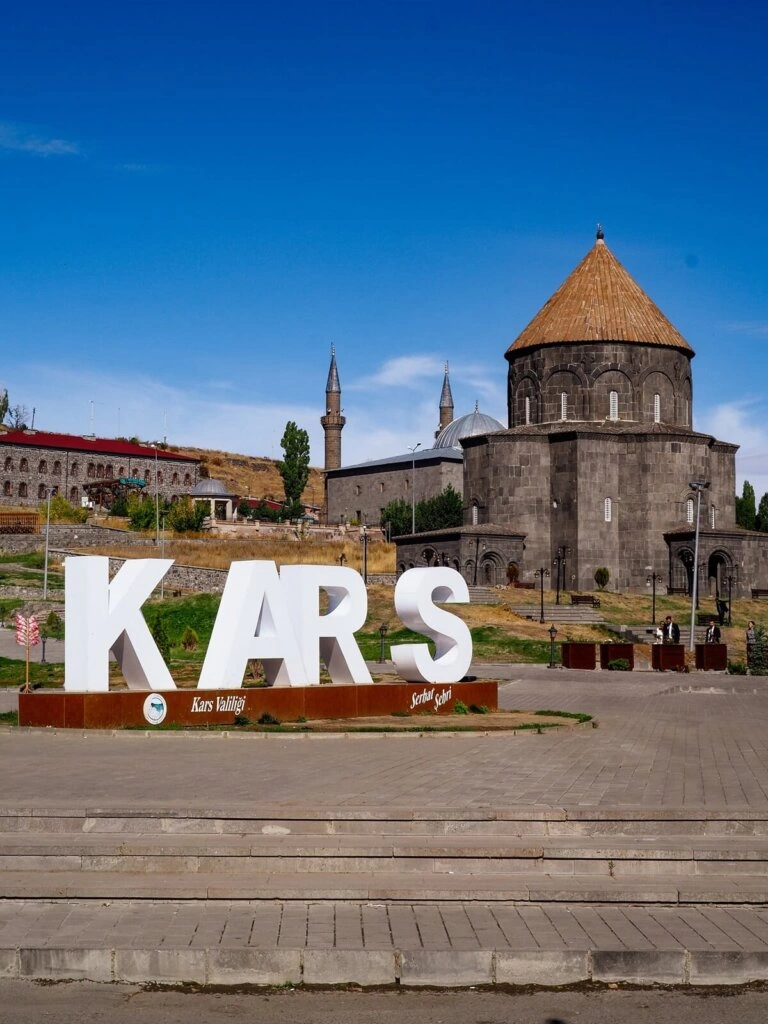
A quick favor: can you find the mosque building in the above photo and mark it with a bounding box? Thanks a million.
[324,231,768,597]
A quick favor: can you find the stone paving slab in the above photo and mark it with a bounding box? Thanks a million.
[2,901,768,986]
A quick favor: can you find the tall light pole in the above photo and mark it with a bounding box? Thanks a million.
[408,443,421,534]
[43,488,52,601]
[689,480,710,651]
[152,444,160,545]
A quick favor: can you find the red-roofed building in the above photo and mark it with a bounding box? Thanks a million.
[0,429,199,509]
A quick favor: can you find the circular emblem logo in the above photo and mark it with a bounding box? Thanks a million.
[143,693,168,726]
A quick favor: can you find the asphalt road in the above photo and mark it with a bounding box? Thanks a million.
[1,982,767,1023]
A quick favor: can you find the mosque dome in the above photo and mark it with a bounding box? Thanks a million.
[190,478,233,497]
[434,405,505,449]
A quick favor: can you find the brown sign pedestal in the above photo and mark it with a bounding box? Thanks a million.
[652,644,686,672]
[560,643,596,670]
[18,680,499,730]
[600,643,634,670]
[695,643,728,671]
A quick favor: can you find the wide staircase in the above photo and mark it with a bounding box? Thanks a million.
[2,805,767,904]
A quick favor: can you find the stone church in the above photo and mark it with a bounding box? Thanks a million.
[388,230,768,597]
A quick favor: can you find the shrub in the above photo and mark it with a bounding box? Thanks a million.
[606,658,630,671]
[257,711,281,726]
[728,660,748,675]
[181,626,199,651]
[469,704,489,714]
[43,611,64,640]
[750,625,768,676]
[42,495,89,524]
[453,700,469,715]
[594,567,610,590]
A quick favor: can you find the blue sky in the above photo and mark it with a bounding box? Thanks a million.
[2,1,768,494]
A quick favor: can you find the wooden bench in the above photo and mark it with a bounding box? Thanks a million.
[514,581,536,590]
[752,589,768,600]
[571,594,601,608]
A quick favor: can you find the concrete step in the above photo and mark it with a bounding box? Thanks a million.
[3,869,768,904]
[4,808,768,837]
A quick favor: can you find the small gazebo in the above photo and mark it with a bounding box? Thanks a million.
[190,478,235,521]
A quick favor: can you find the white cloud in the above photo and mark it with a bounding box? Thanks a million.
[698,398,768,499]
[0,122,79,157]
[348,355,445,391]
[721,321,768,339]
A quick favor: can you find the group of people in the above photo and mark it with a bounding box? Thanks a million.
[654,615,722,644]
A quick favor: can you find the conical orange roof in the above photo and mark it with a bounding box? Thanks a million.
[507,235,693,355]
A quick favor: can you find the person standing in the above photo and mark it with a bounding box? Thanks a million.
[747,620,756,668]
[662,615,680,643]
[706,619,721,643]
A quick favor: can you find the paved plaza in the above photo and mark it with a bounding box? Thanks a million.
[2,665,768,986]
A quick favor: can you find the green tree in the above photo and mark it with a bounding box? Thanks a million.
[757,493,768,532]
[166,495,207,533]
[278,421,310,518]
[381,498,413,538]
[43,611,64,640]
[0,388,8,425]
[594,566,610,590]
[42,495,89,524]
[736,481,757,530]
[750,624,768,676]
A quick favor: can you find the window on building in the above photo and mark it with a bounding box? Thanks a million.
[3,481,10,496]
[144,469,151,483]
[53,460,61,475]
[3,457,12,472]
[105,464,113,478]
[71,462,79,478]
[524,395,531,425]
[172,472,179,484]
[70,487,78,503]
[19,458,28,472]
[654,393,661,423]
[51,485,58,497]
[38,484,46,499]
[604,497,612,522]
[38,459,47,474]
[560,392,567,420]
[157,470,163,485]
[354,485,361,496]
[118,466,125,478]
[609,391,618,421]
[18,482,27,498]
[183,473,192,486]
[96,464,104,478]
[686,497,694,524]
[87,463,95,478]
[471,502,479,525]
[710,504,717,529]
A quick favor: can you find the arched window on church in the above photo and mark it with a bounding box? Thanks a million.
[710,504,717,529]
[686,497,694,524]
[604,497,612,522]
[560,392,567,421]
[524,395,531,425]
[609,391,618,421]
[654,393,661,423]
[471,502,479,525]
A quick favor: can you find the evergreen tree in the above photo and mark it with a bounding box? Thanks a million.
[757,492,768,532]
[278,421,310,518]
[150,616,172,666]
[380,498,412,537]
[736,481,757,530]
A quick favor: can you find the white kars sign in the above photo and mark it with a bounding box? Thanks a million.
[63,557,473,693]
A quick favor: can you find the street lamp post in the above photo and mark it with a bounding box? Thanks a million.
[534,567,550,623]
[407,443,421,534]
[360,526,368,585]
[553,547,567,605]
[160,510,168,600]
[43,488,52,601]
[378,623,388,663]
[548,624,558,668]
[646,568,663,624]
[689,480,710,652]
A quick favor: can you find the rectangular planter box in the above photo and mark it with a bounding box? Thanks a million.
[599,643,634,671]
[652,643,686,671]
[560,642,596,670]
[695,643,728,671]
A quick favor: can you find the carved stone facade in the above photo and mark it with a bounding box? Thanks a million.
[0,430,199,509]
